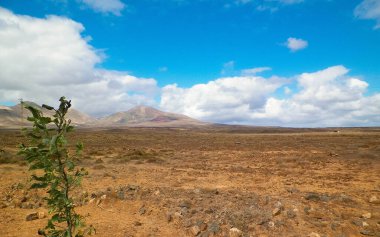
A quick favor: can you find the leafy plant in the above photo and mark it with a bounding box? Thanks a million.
[18,97,94,237]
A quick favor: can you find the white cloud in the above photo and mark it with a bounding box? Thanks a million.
[78,0,125,16]
[285,37,308,52]
[355,0,380,29]
[161,65,380,127]
[241,67,272,76]
[160,76,285,123]
[0,7,157,117]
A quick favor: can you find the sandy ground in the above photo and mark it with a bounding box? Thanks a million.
[0,128,379,237]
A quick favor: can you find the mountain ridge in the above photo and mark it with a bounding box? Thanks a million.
[0,103,207,128]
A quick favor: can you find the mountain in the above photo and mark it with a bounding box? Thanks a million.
[95,105,207,127]
[0,103,207,128]
[0,101,95,128]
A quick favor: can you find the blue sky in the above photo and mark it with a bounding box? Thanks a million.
[0,0,379,126]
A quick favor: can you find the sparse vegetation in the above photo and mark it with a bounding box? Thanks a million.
[18,97,94,237]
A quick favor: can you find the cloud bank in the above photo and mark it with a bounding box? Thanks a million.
[0,7,379,127]
[0,7,157,117]
[161,66,380,127]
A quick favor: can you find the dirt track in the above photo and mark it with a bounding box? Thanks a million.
[0,128,379,237]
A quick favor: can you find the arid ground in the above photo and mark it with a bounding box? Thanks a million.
[0,127,379,237]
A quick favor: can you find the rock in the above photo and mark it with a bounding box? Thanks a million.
[307,233,320,237]
[369,195,380,204]
[100,194,107,200]
[352,219,363,227]
[134,221,142,226]
[229,227,242,237]
[37,212,46,219]
[179,200,191,209]
[272,207,281,216]
[360,230,375,236]
[267,221,275,228]
[138,206,146,215]
[26,212,45,221]
[305,193,321,201]
[190,225,201,236]
[208,222,220,234]
[154,190,160,196]
[363,221,369,227]
[286,209,297,218]
[166,213,172,223]
[362,212,372,219]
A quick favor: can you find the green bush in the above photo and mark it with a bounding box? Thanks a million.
[18,97,94,237]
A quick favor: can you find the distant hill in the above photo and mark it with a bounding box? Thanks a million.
[95,105,207,127]
[0,103,207,128]
[0,101,95,128]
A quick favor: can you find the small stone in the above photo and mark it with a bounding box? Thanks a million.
[154,190,160,196]
[369,195,380,204]
[100,194,107,200]
[134,221,142,226]
[229,227,243,237]
[352,219,363,227]
[360,230,375,236]
[26,212,38,221]
[362,221,369,227]
[208,222,220,233]
[179,200,191,208]
[190,225,201,236]
[362,212,372,219]
[305,193,321,201]
[166,213,172,223]
[307,233,320,237]
[272,207,281,216]
[138,206,146,215]
[267,221,275,228]
[287,209,297,219]
[37,212,46,219]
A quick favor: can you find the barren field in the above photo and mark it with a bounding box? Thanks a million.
[0,127,379,237]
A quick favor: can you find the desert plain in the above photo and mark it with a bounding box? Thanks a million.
[0,127,379,237]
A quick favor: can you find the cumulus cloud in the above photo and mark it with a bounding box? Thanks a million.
[0,7,157,117]
[160,76,286,123]
[160,65,380,127]
[284,37,308,52]
[355,0,380,29]
[78,0,125,15]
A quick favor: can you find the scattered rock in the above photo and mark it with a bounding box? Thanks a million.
[134,221,142,226]
[286,209,297,219]
[360,230,375,236]
[25,212,45,221]
[166,213,172,223]
[363,221,369,227]
[208,222,220,234]
[369,195,380,204]
[179,200,191,209]
[272,207,281,216]
[352,219,363,227]
[362,212,372,219]
[138,206,146,215]
[190,225,201,236]
[267,221,275,228]
[305,193,321,201]
[229,227,243,237]
[307,232,320,237]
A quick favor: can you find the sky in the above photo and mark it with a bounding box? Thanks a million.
[0,0,379,127]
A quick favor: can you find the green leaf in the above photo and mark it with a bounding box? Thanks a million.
[42,104,54,110]
[31,182,48,189]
